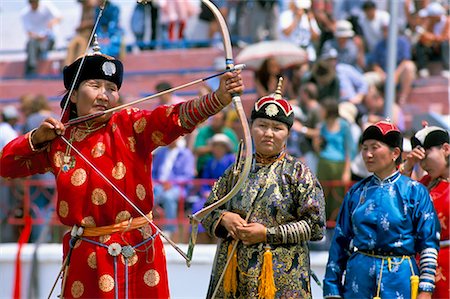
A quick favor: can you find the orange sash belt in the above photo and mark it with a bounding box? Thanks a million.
[81,212,153,237]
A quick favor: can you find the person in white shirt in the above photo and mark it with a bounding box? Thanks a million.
[279,0,321,62]
[358,0,390,54]
[21,0,61,76]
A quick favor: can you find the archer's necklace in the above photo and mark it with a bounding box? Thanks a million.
[62,123,107,172]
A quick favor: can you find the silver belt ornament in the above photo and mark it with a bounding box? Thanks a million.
[107,242,136,258]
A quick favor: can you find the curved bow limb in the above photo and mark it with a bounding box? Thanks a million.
[186,0,253,266]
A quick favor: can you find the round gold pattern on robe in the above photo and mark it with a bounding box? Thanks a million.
[120,252,138,266]
[140,224,153,239]
[136,184,146,200]
[115,211,131,223]
[71,168,87,186]
[112,162,126,180]
[73,239,82,249]
[81,216,96,227]
[112,123,117,132]
[91,142,106,158]
[87,252,97,269]
[98,274,115,293]
[165,106,174,117]
[99,234,111,243]
[128,137,136,152]
[151,131,166,146]
[59,201,69,218]
[53,151,64,168]
[143,269,160,287]
[71,281,84,298]
[92,188,107,205]
[133,117,147,134]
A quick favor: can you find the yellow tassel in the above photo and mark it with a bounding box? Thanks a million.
[410,275,419,299]
[258,245,276,299]
[373,297,381,299]
[223,242,237,298]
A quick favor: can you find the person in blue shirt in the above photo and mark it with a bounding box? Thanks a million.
[152,137,195,235]
[369,21,416,105]
[323,120,440,299]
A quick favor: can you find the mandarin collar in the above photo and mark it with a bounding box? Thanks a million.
[372,171,401,185]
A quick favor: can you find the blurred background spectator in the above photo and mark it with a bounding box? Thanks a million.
[415,1,449,78]
[21,0,61,76]
[192,110,239,177]
[313,98,354,249]
[95,0,124,58]
[279,0,321,62]
[21,94,58,242]
[130,0,159,50]
[152,138,195,237]
[367,19,416,104]
[0,106,21,243]
[64,0,96,66]
[321,19,366,71]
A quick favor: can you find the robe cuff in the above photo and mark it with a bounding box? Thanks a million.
[419,248,438,293]
[28,129,49,152]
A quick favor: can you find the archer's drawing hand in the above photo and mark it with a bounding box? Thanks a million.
[31,117,65,147]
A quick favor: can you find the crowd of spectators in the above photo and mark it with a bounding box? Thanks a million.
[1,0,449,244]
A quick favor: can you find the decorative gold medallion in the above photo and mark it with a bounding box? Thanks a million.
[112,162,126,180]
[81,216,96,227]
[87,252,97,269]
[165,106,174,116]
[53,151,64,168]
[98,274,115,293]
[151,131,165,146]
[139,224,153,239]
[99,234,111,243]
[71,168,87,186]
[115,210,131,223]
[91,142,106,158]
[71,280,84,298]
[143,269,160,287]
[128,137,136,152]
[59,200,69,218]
[136,184,146,200]
[92,188,107,205]
[133,117,147,134]
[121,252,138,266]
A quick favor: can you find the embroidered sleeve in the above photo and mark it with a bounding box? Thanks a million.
[179,92,225,130]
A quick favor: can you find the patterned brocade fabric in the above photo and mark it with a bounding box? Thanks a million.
[201,154,326,298]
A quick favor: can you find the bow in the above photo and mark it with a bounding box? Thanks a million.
[185,0,253,266]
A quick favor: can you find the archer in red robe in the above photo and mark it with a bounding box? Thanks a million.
[0,53,243,298]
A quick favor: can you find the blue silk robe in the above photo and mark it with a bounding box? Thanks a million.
[324,171,440,298]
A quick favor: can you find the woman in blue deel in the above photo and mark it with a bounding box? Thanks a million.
[323,120,440,299]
